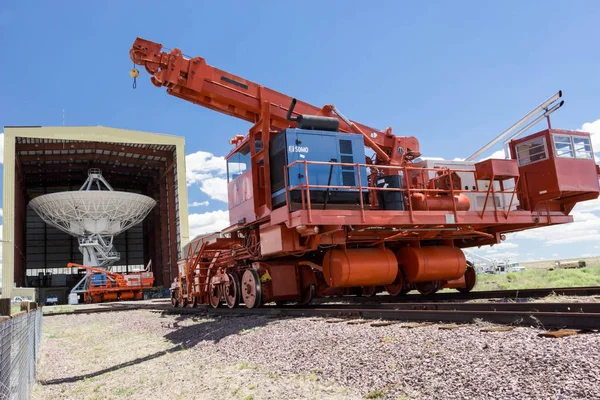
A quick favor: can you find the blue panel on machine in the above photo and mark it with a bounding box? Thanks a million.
[270,128,368,208]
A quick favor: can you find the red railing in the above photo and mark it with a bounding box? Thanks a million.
[283,160,520,224]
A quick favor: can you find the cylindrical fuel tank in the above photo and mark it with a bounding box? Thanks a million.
[103,292,118,301]
[410,193,470,211]
[120,292,134,300]
[323,248,398,288]
[396,246,466,282]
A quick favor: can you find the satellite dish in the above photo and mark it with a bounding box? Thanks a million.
[29,169,156,274]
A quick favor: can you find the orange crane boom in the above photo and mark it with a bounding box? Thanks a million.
[129,37,420,165]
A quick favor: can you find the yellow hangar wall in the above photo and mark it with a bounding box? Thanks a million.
[2,126,189,299]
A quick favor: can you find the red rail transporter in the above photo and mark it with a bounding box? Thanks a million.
[130,38,600,308]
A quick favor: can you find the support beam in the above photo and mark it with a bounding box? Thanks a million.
[18,153,166,167]
[159,169,171,286]
[166,162,179,281]
[17,141,173,158]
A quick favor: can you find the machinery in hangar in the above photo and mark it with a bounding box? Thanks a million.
[1,126,188,303]
[29,169,156,303]
[130,37,600,308]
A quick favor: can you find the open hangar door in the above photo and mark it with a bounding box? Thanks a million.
[2,126,189,301]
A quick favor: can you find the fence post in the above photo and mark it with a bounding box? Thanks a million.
[0,299,10,317]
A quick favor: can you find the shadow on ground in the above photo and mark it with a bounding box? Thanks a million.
[39,310,274,386]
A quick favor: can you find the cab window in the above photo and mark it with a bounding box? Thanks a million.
[515,137,548,166]
[553,135,593,159]
[227,143,251,181]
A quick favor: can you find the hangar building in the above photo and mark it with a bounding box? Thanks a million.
[1,126,189,301]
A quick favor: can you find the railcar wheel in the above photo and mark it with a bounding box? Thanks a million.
[385,271,410,296]
[300,284,316,305]
[415,281,440,295]
[209,283,222,308]
[171,295,179,308]
[225,273,241,309]
[241,269,262,309]
[361,286,377,297]
[457,262,477,293]
[189,295,198,308]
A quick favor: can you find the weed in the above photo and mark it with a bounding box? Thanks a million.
[365,388,385,399]
[238,361,252,370]
[380,336,399,344]
[243,395,255,400]
[249,384,257,390]
[115,387,135,396]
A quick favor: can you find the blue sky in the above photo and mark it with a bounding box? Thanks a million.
[1,1,600,265]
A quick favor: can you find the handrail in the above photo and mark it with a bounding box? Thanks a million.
[282,160,520,220]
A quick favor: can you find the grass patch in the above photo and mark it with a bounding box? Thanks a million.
[43,305,75,314]
[365,388,385,399]
[380,336,399,344]
[238,361,253,370]
[115,387,136,396]
[473,266,600,291]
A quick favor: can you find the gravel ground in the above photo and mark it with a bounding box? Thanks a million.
[35,310,600,400]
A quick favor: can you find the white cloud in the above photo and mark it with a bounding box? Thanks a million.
[188,201,210,208]
[514,211,600,245]
[188,210,230,238]
[185,150,228,202]
[198,177,228,203]
[574,198,600,213]
[0,132,4,164]
[481,149,506,160]
[0,208,3,217]
[578,119,600,154]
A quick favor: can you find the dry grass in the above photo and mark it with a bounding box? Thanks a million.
[33,311,356,400]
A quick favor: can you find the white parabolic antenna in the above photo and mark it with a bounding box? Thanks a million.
[29,169,156,272]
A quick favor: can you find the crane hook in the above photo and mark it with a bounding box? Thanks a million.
[130,65,140,89]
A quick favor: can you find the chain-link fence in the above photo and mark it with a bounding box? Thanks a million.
[0,308,43,400]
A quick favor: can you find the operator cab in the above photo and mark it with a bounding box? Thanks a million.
[510,129,599,211]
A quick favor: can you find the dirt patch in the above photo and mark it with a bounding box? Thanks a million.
[35,310,600,399]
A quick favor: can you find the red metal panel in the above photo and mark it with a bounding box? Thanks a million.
[475,159,519,180]
[227,169,255,225]
[259,225,298,256]
[266,263,299,298]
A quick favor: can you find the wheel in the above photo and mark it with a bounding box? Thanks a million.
[385,270,410,296]
[171,295,179,308]
[415,281,440,295]
[188,295,198,308]
[457,262,477,293]
[209,282,222,309]
[241,269,262,309]
[180,297,188,307]
[361,286,377,297]
[224,273,241,309]
[300,284,316,305]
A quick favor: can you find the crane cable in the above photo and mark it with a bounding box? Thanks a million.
[130,63,140,89]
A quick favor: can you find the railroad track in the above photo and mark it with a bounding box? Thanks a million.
[43,286,600,330]
[337,285,600,303]
[201,301,600,330]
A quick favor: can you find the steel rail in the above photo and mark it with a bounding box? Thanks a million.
[43,299,600,330]
[202,304,600,330]
[327,286,600,303]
